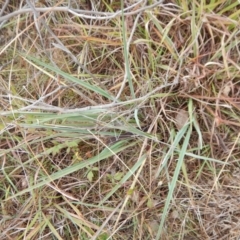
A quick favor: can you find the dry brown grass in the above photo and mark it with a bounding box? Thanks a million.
[1,0,240,239]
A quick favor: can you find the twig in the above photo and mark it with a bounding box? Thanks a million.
[0,0,10,17]
[0,81,174,116]
[0,1,164,22]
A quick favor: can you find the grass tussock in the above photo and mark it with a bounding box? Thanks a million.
[1,0,240,239]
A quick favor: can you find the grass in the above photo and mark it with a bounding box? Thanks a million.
[1,0,240,239]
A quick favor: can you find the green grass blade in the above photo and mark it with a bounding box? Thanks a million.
[98,153,147,205]
[5,140,135,200]
[23,55,115,101]
[121,0,134,98]
[154,123,190,179]
[156,123,192,239]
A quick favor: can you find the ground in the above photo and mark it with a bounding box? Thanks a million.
[1,0,240,239]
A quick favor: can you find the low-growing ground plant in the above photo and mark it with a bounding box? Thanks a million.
[1,0,240,239]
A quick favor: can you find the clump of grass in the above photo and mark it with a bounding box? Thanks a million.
[1,0,240,239]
